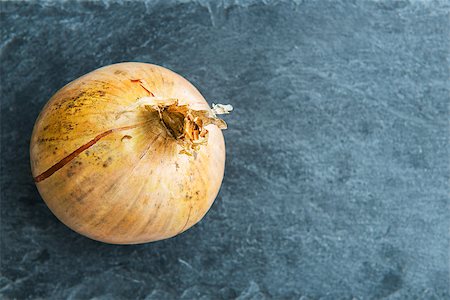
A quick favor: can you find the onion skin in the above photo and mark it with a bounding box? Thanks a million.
[30,62,226,244]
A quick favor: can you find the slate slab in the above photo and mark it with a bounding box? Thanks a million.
[1,1,449,299]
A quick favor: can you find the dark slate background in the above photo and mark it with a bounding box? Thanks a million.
[1,0,449,299]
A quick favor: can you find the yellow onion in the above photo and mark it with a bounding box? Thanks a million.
[30,62,231,244]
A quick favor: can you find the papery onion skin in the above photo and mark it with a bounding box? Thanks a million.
[30,62,226,244]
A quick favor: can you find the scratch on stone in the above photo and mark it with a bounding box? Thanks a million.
[178,258,199,274]
[178,258,193,269]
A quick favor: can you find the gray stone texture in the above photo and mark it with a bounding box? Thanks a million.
[1,0,449,299]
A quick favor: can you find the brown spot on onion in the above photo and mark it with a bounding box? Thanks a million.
[121,135,132,141]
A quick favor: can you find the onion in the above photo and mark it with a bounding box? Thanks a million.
[30,62,231,244]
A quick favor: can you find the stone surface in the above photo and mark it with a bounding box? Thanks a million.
[1,0,449,299]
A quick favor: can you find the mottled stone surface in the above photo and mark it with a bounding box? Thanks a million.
[1,0,449,299]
